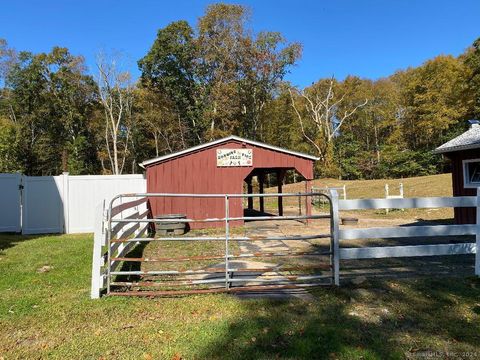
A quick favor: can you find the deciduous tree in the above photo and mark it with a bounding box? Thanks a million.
[96,51,135,175]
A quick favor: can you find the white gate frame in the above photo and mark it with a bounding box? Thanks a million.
[329,189,480,285]
[91,191,332,299]
[91,197,151,298]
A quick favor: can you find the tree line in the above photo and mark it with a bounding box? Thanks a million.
[0,3,479,179]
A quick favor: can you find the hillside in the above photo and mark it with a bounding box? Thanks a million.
[284,173,452,199]
[265,173,454,221]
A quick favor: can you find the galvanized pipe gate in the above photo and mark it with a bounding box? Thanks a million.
[102,192,335,297]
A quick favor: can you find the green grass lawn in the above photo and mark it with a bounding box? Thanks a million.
[1,233,480,359]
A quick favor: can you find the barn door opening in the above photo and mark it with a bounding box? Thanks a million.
[243,168,307,220]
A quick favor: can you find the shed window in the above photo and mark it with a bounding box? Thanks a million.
[463,159,480,187]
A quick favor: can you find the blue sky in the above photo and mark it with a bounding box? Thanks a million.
[1,0,479,88]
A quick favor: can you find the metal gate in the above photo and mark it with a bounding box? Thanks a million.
[98,191,334,297]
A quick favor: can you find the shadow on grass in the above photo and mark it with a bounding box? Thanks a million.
[112,241,149,286]
[195,277,480,360]
[399,217,455,226]
[0,233,49,255]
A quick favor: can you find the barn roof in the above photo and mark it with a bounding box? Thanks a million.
[434,125,480,154]
[140,135,319,168]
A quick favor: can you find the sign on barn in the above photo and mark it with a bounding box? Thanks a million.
[216,149,253,167]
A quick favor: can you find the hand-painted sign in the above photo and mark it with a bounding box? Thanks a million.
[216,149,253,167]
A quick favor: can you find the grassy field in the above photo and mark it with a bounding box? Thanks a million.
[1,173,480,359]
[261,173,454,220]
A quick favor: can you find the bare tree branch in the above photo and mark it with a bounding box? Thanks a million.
[289,80,368,163]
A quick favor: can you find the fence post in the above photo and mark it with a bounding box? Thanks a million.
[385,184,389,214]
[224,195,230,290]
[329,189,340,286]
[62,172,69,234]
[19,174,24,234]
[476,188,480,277]
[305,180,312,224]
[91,201,106,299]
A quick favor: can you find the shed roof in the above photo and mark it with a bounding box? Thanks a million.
[140,135,319,168]
[434,125,480,154]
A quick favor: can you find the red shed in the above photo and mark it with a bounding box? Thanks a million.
[140,136,319,228]
[434,121,480,224]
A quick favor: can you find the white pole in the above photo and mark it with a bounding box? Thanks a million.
[19,173,24,234]
[62,172,69,234]
[91,201,106,299]
[330,189,340,285]
[385,184,389,214]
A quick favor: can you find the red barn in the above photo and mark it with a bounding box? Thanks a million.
[140,136,318,228]
[434,120,480,224]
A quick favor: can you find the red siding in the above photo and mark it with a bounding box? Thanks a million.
[445,149,480,224]
[145,139,314,228]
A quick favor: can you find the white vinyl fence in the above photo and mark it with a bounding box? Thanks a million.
[329,189,480,285]
[0,173,146,234]
[65,174,146,233]
[23,176,65,234]
[0,173,22,232]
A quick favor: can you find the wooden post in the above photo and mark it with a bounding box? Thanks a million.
[476,188,480,277]
[246,177,253,210]
[305,180,312,224]
[329,189,340,286]
[277,170,285,216]
[259,172,265,213]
